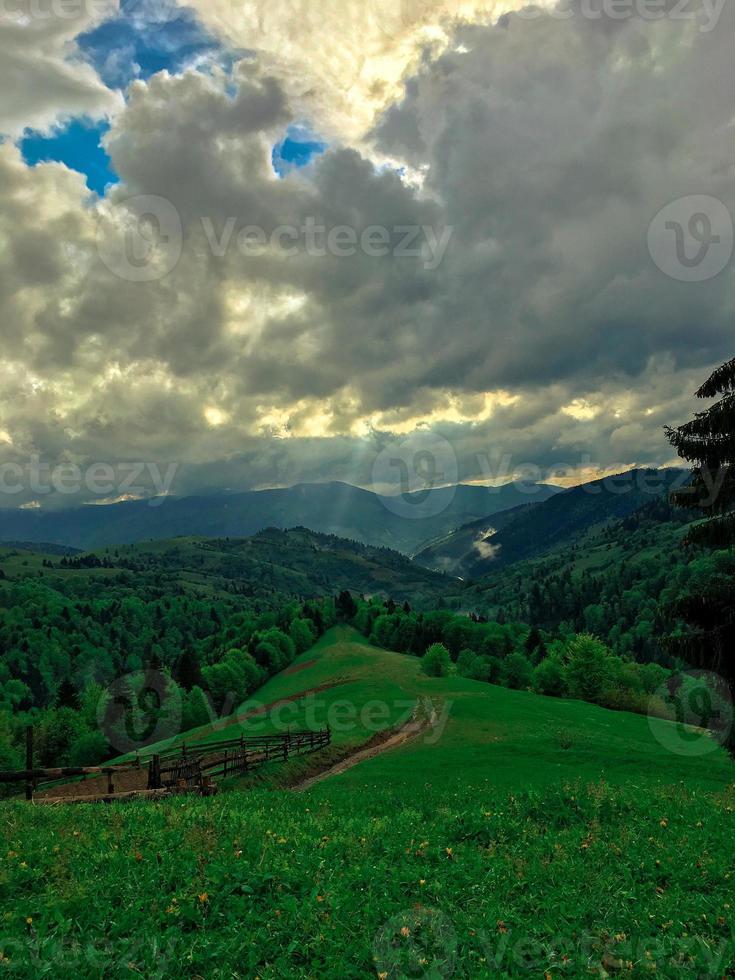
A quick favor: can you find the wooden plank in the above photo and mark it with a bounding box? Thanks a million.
[0,765,133,783]
[34,788,172,806]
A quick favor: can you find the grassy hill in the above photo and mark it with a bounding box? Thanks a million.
[2,628,733,976]
[141,626,733,795]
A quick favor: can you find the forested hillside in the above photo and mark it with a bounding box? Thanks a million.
[416,468,688,577]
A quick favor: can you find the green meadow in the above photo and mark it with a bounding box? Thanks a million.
[2,628,734,977]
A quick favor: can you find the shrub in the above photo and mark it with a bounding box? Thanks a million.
[68,731,109,767]
[182,686,213,732]
[456,648,482,679]
[499,652,534,690]
[533,656,567,697]
[422,643,452,677]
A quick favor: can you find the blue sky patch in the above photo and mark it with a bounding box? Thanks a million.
[78,1,224,90]
[273,127,327,176]
[20,119,117,195]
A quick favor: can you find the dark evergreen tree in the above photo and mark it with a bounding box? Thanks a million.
[666,356,735,753]
[666,356,735,545]
[336,590,358,621]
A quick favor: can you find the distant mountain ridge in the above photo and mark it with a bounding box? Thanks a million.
[0,480,561,554]
[88,527,452,607]
[415,468,689,578]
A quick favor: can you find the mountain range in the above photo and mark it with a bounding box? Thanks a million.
[0,480,560,555]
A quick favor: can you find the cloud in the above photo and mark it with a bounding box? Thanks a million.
[186,0,535,140]
[0,5,734,505]
[0,2,120,137]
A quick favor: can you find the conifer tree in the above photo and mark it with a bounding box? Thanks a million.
[666,356,735,753]
[666,355,735,545]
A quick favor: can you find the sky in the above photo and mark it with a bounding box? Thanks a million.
[0,0,733,507]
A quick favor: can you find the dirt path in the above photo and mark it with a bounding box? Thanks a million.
[292,698,439,792]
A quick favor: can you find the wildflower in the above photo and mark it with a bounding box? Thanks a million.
[419,879,426,886]
[497,921,508,934]
[25,918,32,926]
[316,895,325,903]
[198,893,209,905]
[445,847,453,859]
[659,819,668,828]
[400,926,411,937]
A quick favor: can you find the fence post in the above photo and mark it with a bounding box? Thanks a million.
[149,754,161,790]
[25,727,33,801]
[223,750,228,778]
[107,770,114,796]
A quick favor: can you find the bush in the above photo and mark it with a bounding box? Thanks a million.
[499,652,533,690]
[533,656,567,697]
[289,617,316,655]
[182,686,213,732]
[422,643,452,678]
[68,731,109,767]
[456,648,482,679]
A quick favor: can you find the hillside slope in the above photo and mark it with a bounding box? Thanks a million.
[416,467,688,577]
[99,528,452,605]
[137,626,734,796]
[5,627,733,977]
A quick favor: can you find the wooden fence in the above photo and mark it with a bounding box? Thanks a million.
[0,726,332,803]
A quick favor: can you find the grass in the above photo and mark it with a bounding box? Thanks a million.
[197,626,733,797]
[2,627,734,977]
